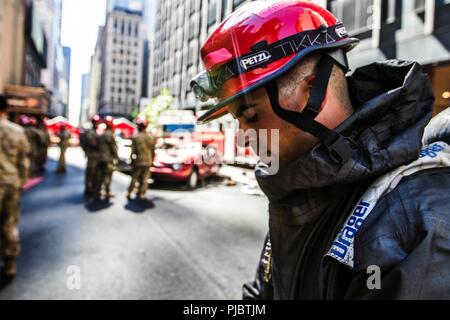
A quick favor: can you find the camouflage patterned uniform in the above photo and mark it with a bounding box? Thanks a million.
[56,128,70,174]
[0,118,30,277]
[127,131,155,198]
[35,126,50,173]
[80,129,101,196]
[96,129,118,199]
[24,126,41,176]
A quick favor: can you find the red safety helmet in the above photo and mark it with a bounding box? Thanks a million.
[28,116,37,126]
[91,115,101,125]
[191,0,359,163]
[135,118,149,129]
[104,116,114,129]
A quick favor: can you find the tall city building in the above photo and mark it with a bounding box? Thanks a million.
[150,0,450,117]
[326,0,450,114]
[0,0,51,114]
[98,8,146,117]
[33,0,71,116]
[107,0,146,13]
[0,0,27,92]
[149,0,252,112]
[106,0,152,31]
[24,0,48,87]
[82,26,104,126]
[59,45,71,117]
[79,73,90,125]
[63,46,71,82]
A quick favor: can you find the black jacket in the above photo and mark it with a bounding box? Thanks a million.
[244,60,450,300]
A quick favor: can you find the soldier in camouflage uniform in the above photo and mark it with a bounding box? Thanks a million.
[35,117,50,174]
[95,120,118,200]
[127,119,155,200]
[0,95,30,279]
[80,116,101,197]
[55,125,71,174]
[21,116,40,177]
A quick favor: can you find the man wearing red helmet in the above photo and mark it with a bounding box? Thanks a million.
[192,1,450,299]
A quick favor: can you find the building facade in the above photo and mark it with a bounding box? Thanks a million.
[107,0,146,15]
[58,46,71,117]
[0,0,49,96]
[98,8,146,117]
[79,73,90,125]
[82,26,104,126]
[0,0,52,116]
[0,0,27,93]
[33,0,70,116]
[24,0,48,88]
[149,0,450,115]
[327,0,450,114]
[106,0,154,33]
[149,0,253,111]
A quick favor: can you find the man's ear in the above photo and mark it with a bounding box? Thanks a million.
[293,74,316,112]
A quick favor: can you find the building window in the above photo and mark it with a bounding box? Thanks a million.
[385,0,396,23]
[208,0,217,26]
[189,0,196,14]
[222,0,230,21]
[232,0,245,11]
[329,0,374,35]
[414,0,426,11]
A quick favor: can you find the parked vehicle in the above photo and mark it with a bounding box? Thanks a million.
[151,138,220,189]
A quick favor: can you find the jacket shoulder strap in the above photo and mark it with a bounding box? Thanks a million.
[326,142,450,269]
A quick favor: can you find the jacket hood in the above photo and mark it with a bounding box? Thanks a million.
[423,106,450,145]
[256,60,435,202]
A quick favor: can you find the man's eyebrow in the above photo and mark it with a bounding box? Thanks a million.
[235,103,257,118]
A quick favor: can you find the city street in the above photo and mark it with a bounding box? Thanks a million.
[0,147,268,300]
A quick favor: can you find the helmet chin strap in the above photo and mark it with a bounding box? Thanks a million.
[264,54,357,165]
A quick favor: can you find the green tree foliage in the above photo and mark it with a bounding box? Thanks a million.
[139,89,173,131]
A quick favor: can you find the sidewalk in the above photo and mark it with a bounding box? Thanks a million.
[23,176,44,192]
[218,165,265,197]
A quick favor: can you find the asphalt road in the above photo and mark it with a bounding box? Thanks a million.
[0,147,268,300]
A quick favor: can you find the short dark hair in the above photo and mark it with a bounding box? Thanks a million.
[0,95,8,111]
